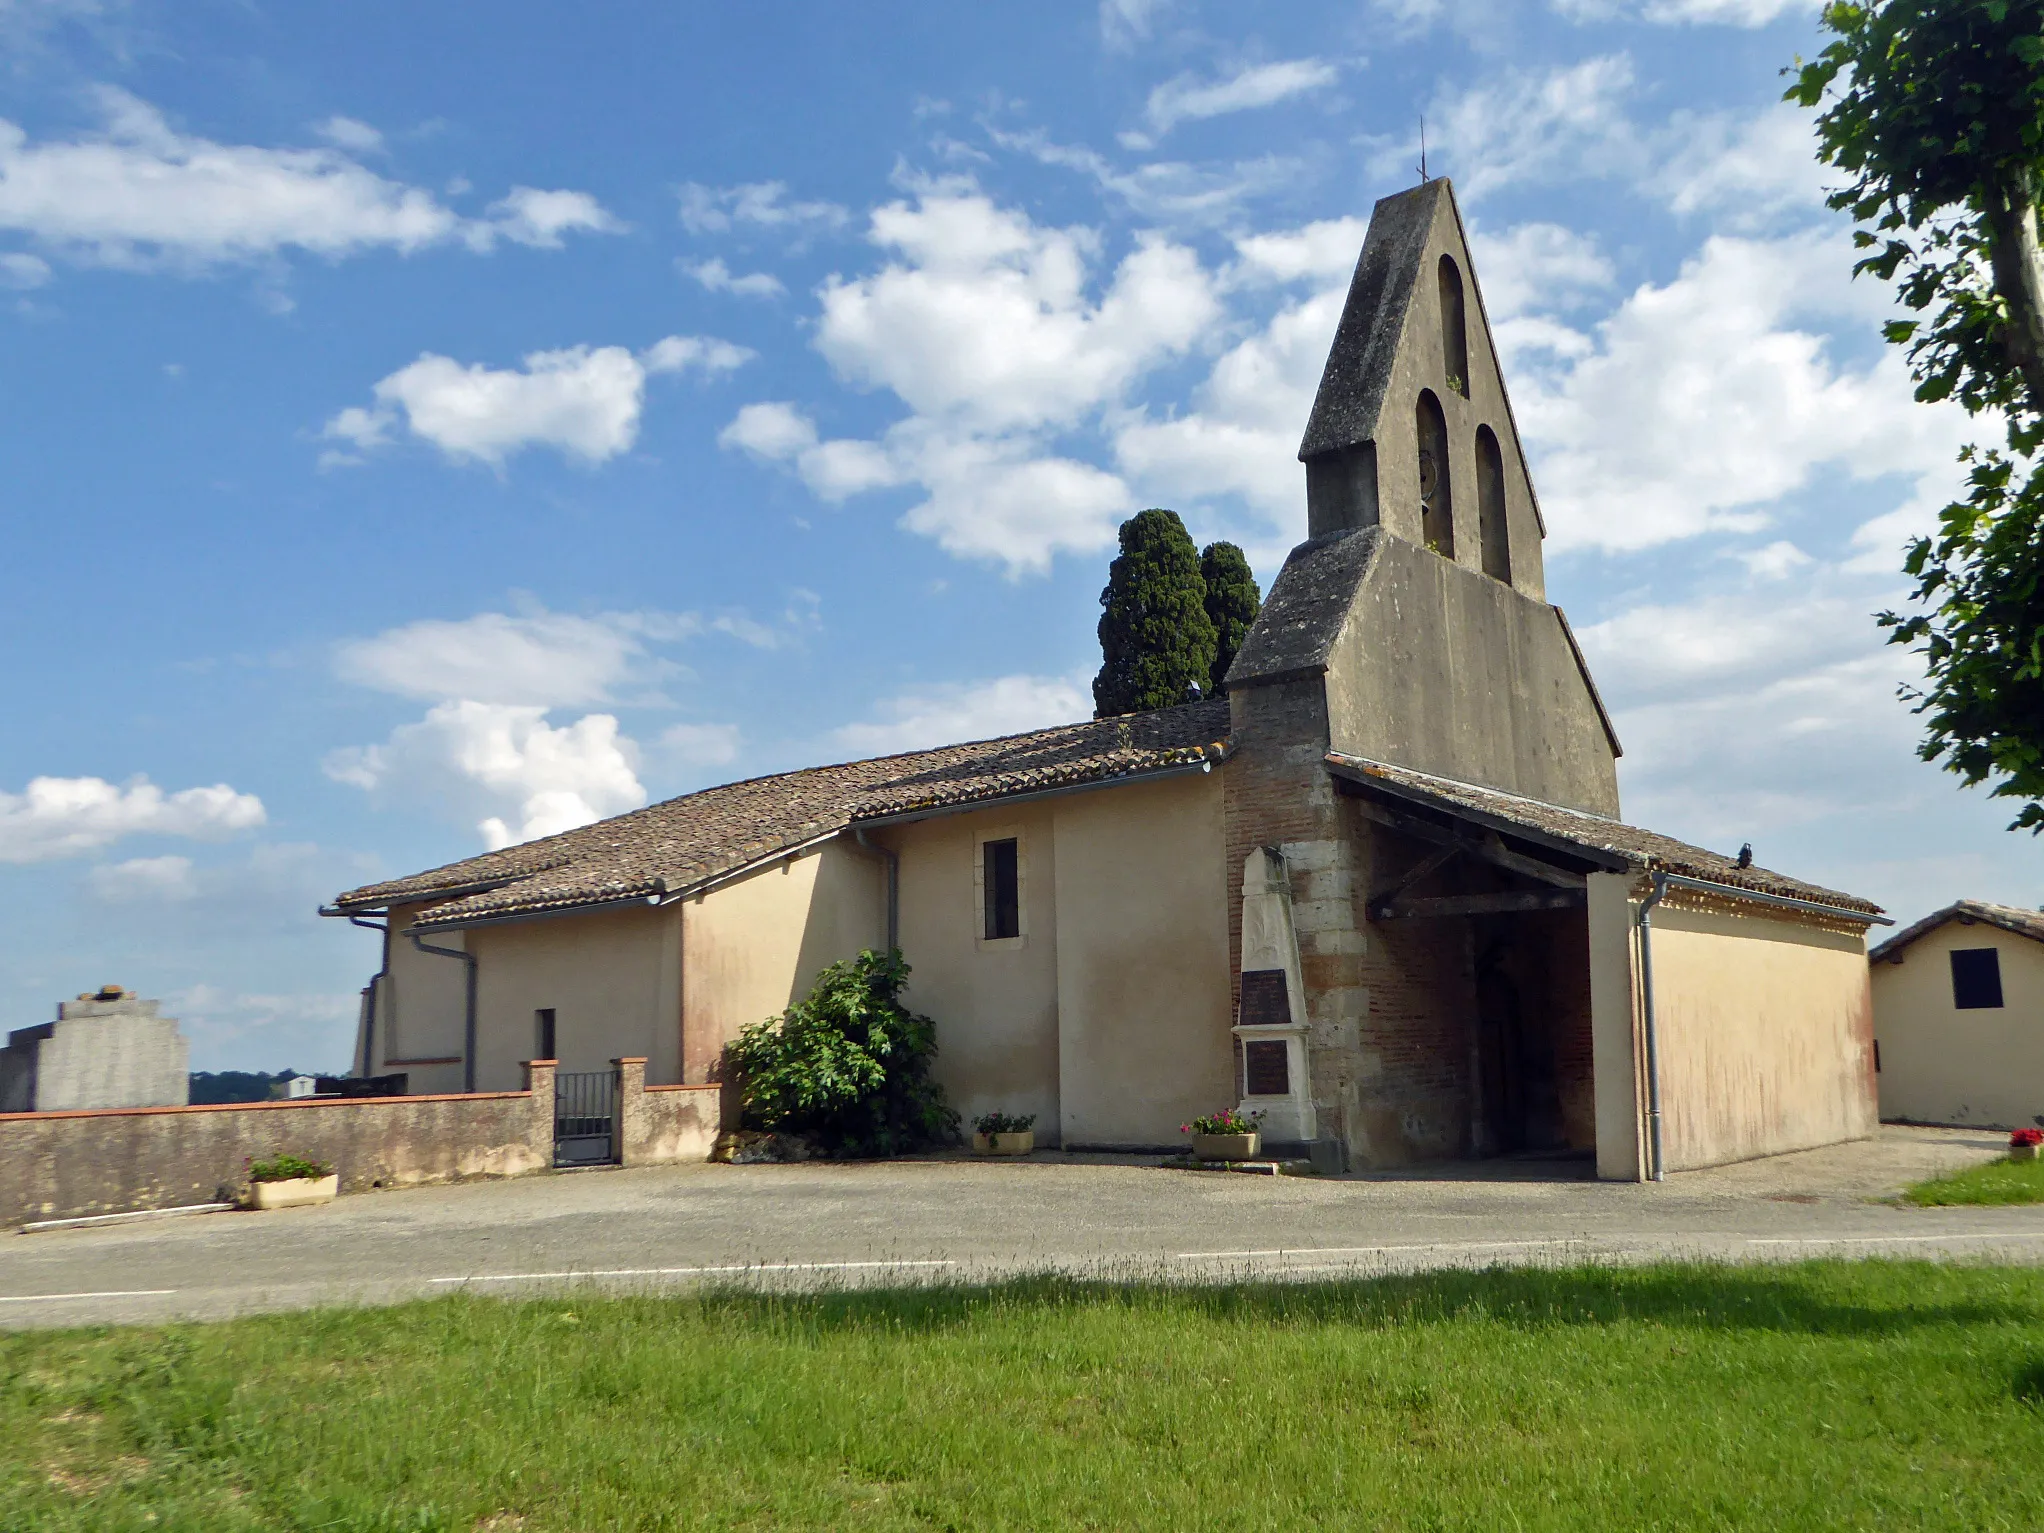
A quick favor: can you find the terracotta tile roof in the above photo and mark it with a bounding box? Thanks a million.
[331,700,1231,930]
[1327,753,1885,919]
[1870,899,2044,963]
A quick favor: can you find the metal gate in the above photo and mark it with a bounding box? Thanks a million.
[553,1069,618,1166]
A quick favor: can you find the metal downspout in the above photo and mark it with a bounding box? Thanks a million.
[349,915,389,1077]
[409,930,478,1093]
[1637,872,1669,1183]
[854,829,900,952]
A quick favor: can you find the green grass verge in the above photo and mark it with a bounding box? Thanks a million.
[1906,1154,2044,1205]
[7,1261,2044,1530]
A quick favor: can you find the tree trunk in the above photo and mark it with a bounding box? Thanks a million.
[1986,166,2044,424]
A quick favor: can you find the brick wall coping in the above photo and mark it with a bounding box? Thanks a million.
[645,1083,719,1093]
[0,1090,532,1124]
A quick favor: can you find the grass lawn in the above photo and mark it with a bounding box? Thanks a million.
[1906,1154,2044,1206]
[7,1262,2044,1531]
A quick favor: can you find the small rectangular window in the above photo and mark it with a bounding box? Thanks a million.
[1950,948,2004,1010]
[536,1008,557,1060]
[983,838,1019,940]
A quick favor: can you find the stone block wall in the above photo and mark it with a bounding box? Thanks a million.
[0,1058,722,1227]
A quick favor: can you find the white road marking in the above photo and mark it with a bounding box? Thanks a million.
[0,1289,176,1303]
[430,1259,957,1284]
[1172,1240,1573,1260]
[1746,1232,2044,1246]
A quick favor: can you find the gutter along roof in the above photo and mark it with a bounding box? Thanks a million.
[1327,753,1885,920]
[330,699,1230,931]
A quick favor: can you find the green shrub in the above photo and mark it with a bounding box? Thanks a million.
[973,1112,1036,1135]
[726,948,958,1156]
[248,1152,331,1183]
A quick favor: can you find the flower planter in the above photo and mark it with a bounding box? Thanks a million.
[1192,1132,1260,1162]
[2012,1144,2039,1163]
[973,1130,1035,1156]
[249,1174,339,1210]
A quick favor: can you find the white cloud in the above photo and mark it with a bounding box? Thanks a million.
[1232,217,1368,284]
[0,250,48,287]
[677,180,848,236]
[323,334,747,468]
[335,607,707,708]
[1136,59,1339,140]
[326,700,646,851]
[87,854,197,903]
[987,125,1302,225]
[1466,222,1614,320]
[0,89,618,272]
[312,115,383,153]
[485,186,625,248]
[682,256,785,298]
[641,333,755,375]
[832,674,1090,757]
[0,775,265,863]
[1555,0,1813,23]
[818,185,1218,433]
[1418,55,1640,201]
[1510,230,1972,552]
[171,982,360,1074]
[1100,0,1172,49]
[657,722,742,767]
[1648,103,1832,228]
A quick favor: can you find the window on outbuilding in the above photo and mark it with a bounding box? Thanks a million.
[1950,947,2004,1010]
[535,1008,557,1060]
[983,838,1020,940]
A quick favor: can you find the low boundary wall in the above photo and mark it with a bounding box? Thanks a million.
[0,1058,721,1227]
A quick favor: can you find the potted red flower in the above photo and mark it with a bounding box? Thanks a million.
[2010,1128,2042,1163]
[1182,1108,1264,1162]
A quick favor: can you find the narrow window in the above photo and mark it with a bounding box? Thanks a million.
[535,1008,557,1060]
[1438,254,1469,397]
[1951,948,2004,1009]
[1415,390,1455,559]
[1476,425,1511,583]
[983,838,1020,940]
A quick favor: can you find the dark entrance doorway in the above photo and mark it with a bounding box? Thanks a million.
[1474,939,1567,1156]
[553,1068,619,1166]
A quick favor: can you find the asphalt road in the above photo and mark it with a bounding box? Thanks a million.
[4,1124,2039,1329]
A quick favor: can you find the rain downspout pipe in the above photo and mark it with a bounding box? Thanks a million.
[1637,872,1670,1183]
[349,915,389,1078]
[854,829,899,953]
[409,930,478,1093]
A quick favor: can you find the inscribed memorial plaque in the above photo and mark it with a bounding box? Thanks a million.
[1244,1040,1290,1096]
[1238,969,1291,1028]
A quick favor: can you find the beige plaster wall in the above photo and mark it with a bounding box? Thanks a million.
[375,902,470,1095]
[468,903,679,1091]
[679,839,886,1084]
[888,801,1062,1139]
[1587,871,1645,1182]
[1648,897,1875,1171]
[1873,921,2044,1129]
[1053,770,1234,1147]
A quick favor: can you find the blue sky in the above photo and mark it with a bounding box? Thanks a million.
[0,0,2027,1070]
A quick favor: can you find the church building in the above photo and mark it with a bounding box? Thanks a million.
[328,179,1885,1180]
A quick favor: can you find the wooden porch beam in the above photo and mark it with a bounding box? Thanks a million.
[1351,798,1587,890]
[1375,889,1587,920]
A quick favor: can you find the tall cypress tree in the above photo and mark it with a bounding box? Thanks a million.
[1200,540,1262,696]
[1093,509,1217,718]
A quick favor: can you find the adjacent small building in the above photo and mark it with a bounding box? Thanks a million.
[1871,900,2044,1131]
[0,985,190,1113]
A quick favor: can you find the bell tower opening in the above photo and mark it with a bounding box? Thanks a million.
[1438,254,1469,397]
[1476,424,1511,583]
[1416,389,1454,559]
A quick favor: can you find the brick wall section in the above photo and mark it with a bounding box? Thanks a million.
[1224,679,1479,1166]
[0,1058,723,1226]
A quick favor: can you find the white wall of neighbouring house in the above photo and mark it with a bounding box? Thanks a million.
[1873,921,2044,1131]
[375,902,472,1095]
[678,839,888,1085]
[1646,897,1876,1172]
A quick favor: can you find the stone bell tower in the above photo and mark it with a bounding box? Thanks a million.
[1218,177,1622,1167]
